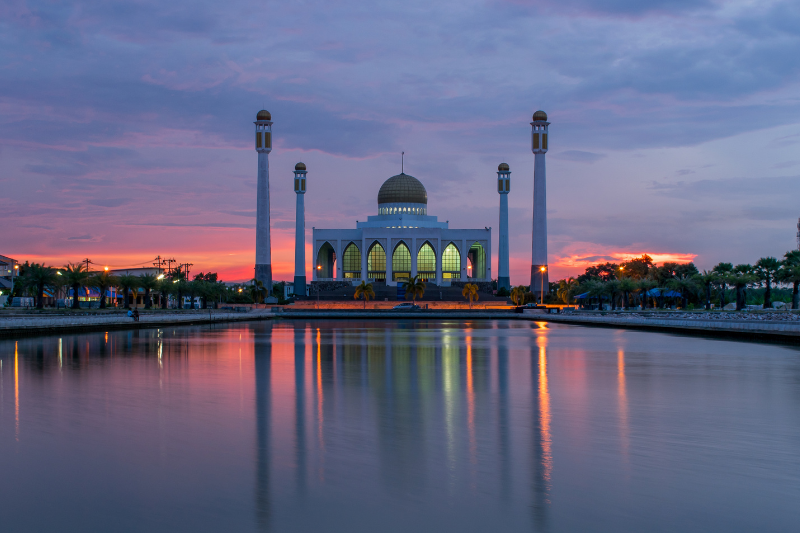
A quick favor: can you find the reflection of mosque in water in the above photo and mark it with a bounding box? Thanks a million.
[252,320,553,530]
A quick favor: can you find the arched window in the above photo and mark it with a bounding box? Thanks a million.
[342,243,361,279]
[392,242,411,281]
[468,242,486,279]
[417,242,436,281]
[316,242,336,279]
[442,243,460,279]
[368,242,386,281]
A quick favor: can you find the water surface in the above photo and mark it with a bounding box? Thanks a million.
[1,320,799,532]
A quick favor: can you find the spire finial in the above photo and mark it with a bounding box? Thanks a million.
[401,151,404,174]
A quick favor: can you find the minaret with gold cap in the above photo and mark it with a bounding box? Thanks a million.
[254,109,273,293]
[497,162,511,291]
[530,110,549,301]
[293,162,307,294]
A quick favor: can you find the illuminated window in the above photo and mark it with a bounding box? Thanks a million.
[543,133,548,150]
[533,133,539,150]
[256,132,262,148]
[294,178,299,191]
[301,179,305,192]
[265,132,271,148]
[417,242,436,280]
[468,242,486,279]
[368,242,386,280]
[342,243,361,275]
[442,243,460,279]
[392,242,411,281]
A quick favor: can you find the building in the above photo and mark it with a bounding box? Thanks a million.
[530,110,549,299]
[312,173,491,286]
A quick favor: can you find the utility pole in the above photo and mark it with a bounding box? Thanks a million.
[83,258,92,272]
[165,258,176,274]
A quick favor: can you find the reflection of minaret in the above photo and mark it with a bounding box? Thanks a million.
[294,323,307,495]
[254,109,273,292]
[531,332,551,529]
[293,163,308,293]
[254,325,272,531]
[497,163,511,291]
[530,110,549,298]
[497,333,511,499]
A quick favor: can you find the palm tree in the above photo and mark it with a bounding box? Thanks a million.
[157,276,172,309]
[510,285,527,306]
[403,275,426,303]
[90,271,118,309]
[139,273,159,309]
[637,279,657,309]
[249,278,266,304]
[354,281,375,309]
[667,277,698,309]
[754,257,781,309]
[116,274,139,309]
[462,283,479,309]
[617,277,636,310]
[63,263,90,309]
[692,271,716,310]
[605,280,620,310]
[21,263,56,309]
[583,280,606,310]
[727,265,756,311]
[780,251,800,310]
[557,277,579,304]
[712,262,733,309]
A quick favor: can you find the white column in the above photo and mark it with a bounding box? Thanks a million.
[411,237,417,278]
[498,193,510,289]
[531,152,548,295]
[436,238,442,285]
[294,192,306,290]
[255,151,272,291]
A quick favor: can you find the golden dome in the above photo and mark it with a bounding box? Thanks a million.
[378,173,427,205]
[295,162,307,171]
[532,110,548,122]
[498,163,510,171]
[256,109,272,121]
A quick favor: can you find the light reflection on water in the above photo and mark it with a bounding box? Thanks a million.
[1,320,800,533]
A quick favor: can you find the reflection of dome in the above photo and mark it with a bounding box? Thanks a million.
[532,110,547,122]
[378,173,427,205]
[295,162,306,171]
[498,162,510,171]
[257,109,272,121]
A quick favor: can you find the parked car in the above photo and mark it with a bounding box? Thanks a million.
[392,302,420,310]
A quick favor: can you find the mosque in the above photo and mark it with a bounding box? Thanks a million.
[313,172,491,286]
[253,109,550,298]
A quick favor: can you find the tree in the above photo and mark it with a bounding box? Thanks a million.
[116,274,139,309]
[606,280,620,310]
[754,257,781,309]
[726,265,756,311]
[249,278,266,304]
[354,281,375,309]
[620,254,653,280]
[577,262,618,283]
[617,277,637,309]
[510,285,527,306]
[712,262,733,309]
[171,271,188,309]
[693,271,716,311]
[637,279,657,309]
[779,251,800,310]
[139,273,159,309]
[403,275,426,303]
[90,271,118,309]
[667,277,698,309]
[462,283,479,309]
[556,278,579,304]
[63,263,91,309]
[21,263,57,309]
[157,276,173,309]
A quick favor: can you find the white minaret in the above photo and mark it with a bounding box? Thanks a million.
[255,109,273,293]
[530,110,549,301]
[293,162,307,294]
[497,162,511,291]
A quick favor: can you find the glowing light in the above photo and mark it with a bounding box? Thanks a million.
[540,266,546,272]
[104,266,109,271]
[157,274,164,279]
[56,271,62,275]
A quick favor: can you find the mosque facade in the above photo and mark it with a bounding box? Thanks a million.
[312,173,491,287]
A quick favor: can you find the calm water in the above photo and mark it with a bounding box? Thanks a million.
[1,320,799,532]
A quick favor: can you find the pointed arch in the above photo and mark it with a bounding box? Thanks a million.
[468,242,486,279]
[367,241,386,281]
[342,242,361,278]
[316,242,336,279]
[417,241,436,281]
[392,241,411,281]
[442,242,461,279]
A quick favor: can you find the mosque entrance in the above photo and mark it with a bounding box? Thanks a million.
[316,242,336,279]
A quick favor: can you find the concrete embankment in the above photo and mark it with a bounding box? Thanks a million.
[535,313,800,342]
[0,309,276,338]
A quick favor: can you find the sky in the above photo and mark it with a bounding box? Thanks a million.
[2,0,800,283]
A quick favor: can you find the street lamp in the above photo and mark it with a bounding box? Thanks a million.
[157,274,165,280]
[11,264,19,296]
[540,266,547,305]
[104,266,109,271]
